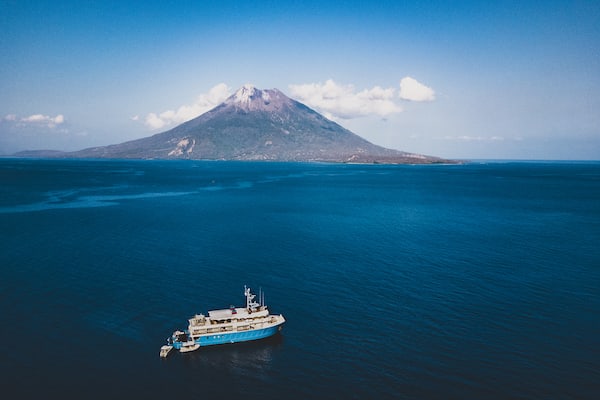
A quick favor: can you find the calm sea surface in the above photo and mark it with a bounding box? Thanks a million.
[0,159,599,399]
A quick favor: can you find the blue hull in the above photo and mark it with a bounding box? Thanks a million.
[198,325,281,346]
[173,324,282,349]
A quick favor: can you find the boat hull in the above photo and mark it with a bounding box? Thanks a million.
[198,324,282,346]
[172,323,283,349]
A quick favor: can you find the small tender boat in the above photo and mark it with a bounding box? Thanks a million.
[160,345,173,358]
[179,341,200,353]
[162,286,285,355]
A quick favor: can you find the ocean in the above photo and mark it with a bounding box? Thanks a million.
[0,159,598,399]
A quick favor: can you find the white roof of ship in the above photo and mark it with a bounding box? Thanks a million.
[208,308,248,319]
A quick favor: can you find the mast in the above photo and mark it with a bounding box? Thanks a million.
[244,285,259,311]
[244,285,250,310]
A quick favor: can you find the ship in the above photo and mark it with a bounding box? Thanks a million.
[160,286,285,356]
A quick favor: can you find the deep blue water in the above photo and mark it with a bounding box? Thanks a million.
[0,159,599,399]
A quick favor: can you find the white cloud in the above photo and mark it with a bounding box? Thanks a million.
[288,79,403,120]
[10,113,66,128]
[144,83,231,130]
[399,77,436,102]
[22,114,46,122]
[140,78,436,129]
[145,113,166,130]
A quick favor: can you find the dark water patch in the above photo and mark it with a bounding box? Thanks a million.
[0,159,599,399]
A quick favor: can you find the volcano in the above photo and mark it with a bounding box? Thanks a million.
[69,84,448,163]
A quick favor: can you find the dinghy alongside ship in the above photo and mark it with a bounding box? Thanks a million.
[160,286,285,357]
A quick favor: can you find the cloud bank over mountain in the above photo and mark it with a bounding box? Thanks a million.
[143,83,231,130]
[140,77,437,131]
[288,80,402,120]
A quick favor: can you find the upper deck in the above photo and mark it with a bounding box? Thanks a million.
[208,306,269,321]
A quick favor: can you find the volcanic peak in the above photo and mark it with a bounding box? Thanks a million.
[229,84,269,104]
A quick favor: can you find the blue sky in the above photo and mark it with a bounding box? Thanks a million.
[1,0,599,159]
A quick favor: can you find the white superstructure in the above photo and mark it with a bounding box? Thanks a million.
[163,286,285,355]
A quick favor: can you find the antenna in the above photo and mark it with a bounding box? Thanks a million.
[259,287,264,307]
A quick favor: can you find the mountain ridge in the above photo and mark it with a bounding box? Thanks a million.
[19,85,454,164]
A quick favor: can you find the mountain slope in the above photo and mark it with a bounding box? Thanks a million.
[70,85,448,163]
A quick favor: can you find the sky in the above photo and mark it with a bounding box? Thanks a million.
[1,0,599,160]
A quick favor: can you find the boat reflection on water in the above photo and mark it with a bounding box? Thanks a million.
[178,333,284,376]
